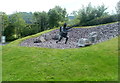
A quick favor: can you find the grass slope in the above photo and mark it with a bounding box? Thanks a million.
[2,39,118,81]
[2,23,119,81]
[0,46,2,82]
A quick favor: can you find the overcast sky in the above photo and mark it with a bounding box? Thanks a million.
[0,0,119,15]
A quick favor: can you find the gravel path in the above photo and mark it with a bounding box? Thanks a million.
[20,22,120,49]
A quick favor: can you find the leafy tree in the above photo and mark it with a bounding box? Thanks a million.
[33,11,49,32]
[18,12,33,24]
[116,1,120,21]
[8,12,26,38]
[48,9,59,28]
[4,23,15,41]
[48,6,67,28]
[0,12,9,36]
[116,1,120,14]
[75,3,108,25]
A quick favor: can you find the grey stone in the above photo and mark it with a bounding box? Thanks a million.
[43,34,52,41]
[77,38,92,47]
[20,22,120,49]
[39,36,46,42]
[34,36,46,43]
[52,34,60,40]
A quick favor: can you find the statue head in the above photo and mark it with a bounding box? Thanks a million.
[63,23,67,28]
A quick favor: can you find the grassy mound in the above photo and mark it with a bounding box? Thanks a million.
[2,32,118,81]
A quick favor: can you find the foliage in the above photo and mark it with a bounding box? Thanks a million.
[84,14,119,26]
[4,23,16,41]
[48,6,67,28]
[8,13,26,38]
[75,3,109,26]
[33,11,49,32]
[67,18,80,26]
[21,24,37,37]
[0,12,9,35]
[18,12,33,24]
[116,1,120,21]
[116,1,120,14]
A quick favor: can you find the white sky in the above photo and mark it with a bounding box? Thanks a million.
[0,0,119,15]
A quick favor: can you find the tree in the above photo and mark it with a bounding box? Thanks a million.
[116,0,120,21]
[8,12,26,38]
[0,12,9,36]
[75,3,108,25]
[116,1,120,14]
[48,6,67,28]
[18,12,33,24]
[4,23,15,41]
[33,11,49,32]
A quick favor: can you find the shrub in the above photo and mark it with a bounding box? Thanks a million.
[83,14,119,26]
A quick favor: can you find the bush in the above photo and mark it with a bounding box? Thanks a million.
[4,23,16,41]
[83,14,119,26]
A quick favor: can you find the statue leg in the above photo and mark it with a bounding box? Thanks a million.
[56,36,63,43]
[65,36,68,44]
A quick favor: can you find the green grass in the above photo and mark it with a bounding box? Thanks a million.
[0,45,2,82]
[2,23,119,81]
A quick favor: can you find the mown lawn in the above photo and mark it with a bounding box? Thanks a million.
[0,45,2,82]
[2,27,118,81]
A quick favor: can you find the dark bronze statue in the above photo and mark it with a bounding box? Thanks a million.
[56,23,72,44]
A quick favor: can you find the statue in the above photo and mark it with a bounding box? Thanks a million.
[56,23,72,44]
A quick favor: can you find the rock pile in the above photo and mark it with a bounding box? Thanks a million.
[20,22,120,49]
